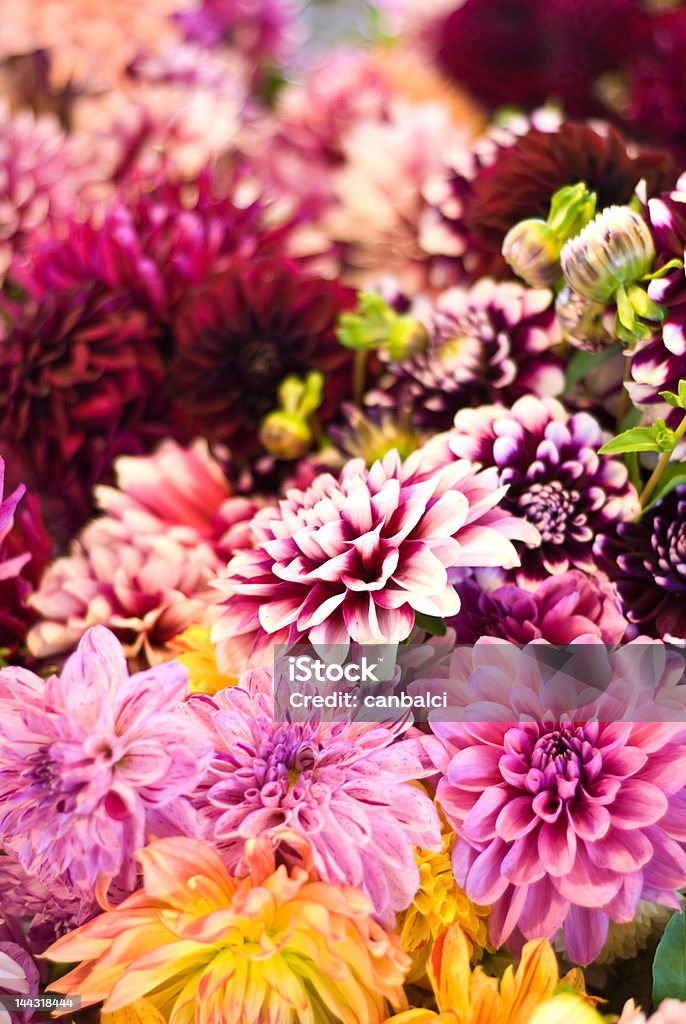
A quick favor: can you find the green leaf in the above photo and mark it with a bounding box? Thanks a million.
[655,418,677,451]
[653,908,686,1005]
[564,343,622,390]
[413,612,447,637]
[616,286,637,331]
[626,284,665,323]
[647,462,686,505]
[680,378,686,407]
[660,390,682,408]
[599,426,663,455]
[643,257,684,281]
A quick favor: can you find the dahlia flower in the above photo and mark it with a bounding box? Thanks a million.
[0,103,91,280]
[0,457,49,654]
[0,942,39,1022]
[0,626,212,895]
[429,640,686,964]
[169,259,355,458]
[594,484,686,645]
[211,447,538,662]
[429,0,648,119]
[625,7,686,160]
[619,1000,686,1024]
[175,0,300,70]
[380,279,563,430]
[385,924,571,1024]
[189,677,441,923]
[0,0,181,92]
[0,853,95,951]
[166,626,234,695]
[397,829,489,982]
[449,569,627,644]
[421,117,675,282]
[433,396,640,583]
[46,836,410,1024]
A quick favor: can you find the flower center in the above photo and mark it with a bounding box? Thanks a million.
[516,480,580,543]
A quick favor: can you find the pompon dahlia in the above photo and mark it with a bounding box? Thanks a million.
[428,0,648,119]
[188,674,441,923]
[46,836,410,1024]
[0,457,51,657]
[27,440,257,661]
[169,259,355,458]
[421,117,675,282]
[594,484,686,645]
[448,568,627,645]
[0,102,91,280]
[378,279,563,430]
[211,448,538,663]
[428,640,686,965]
[0,626,212,896]
[430,396,640,584]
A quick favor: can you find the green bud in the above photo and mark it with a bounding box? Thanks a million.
[336,293,427,360]
[259,411,312,461]
[385,318,429,361]
[502,219,562,288]
[560,205,655,303]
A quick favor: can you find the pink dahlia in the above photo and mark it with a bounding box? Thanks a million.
[189,672,440,924]
[175,0,300,71]
[448,568,627,645]
[0,853,95,952]
[429,640,686,965]
[27,441,257,661]
[0,625,212,896]
[0,942,39,1022]
[211,448,538,666]
[430,396,640,584]
[0,456,51,657]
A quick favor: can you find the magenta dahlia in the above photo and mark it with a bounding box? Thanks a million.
[27,441,257,661]
[448,568,627,645]
[175,0,299,70]
[421,117,676,282]
[429,639,686,965]
[432,396,640,584]
[379,279,563,430]
[211,447,538,667]
[0,626,212,896]
[189,673,440,924]
[169,258,355,458]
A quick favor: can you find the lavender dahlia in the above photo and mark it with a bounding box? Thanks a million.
[189,674,441,924]
[0,626,212,896]
[429,640,686,965]
[595,484,686,645]
[430,396,640,584]
[210,448,538,666]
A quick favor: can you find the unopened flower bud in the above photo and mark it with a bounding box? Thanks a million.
[502,218,562,288]
[386,318,429,361]
[560,205,655,303]
[555,286,612,352]
[259,412,312,461]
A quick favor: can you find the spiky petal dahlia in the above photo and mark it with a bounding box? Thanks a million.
[421,117,675,282]
[449,569,627,645]
[594,484,686,645]
[188,677,441,923]
[431,396,640,584]
[0,626,212,895]
[429,640,686,965]
[381,279,563,430]
[211,448,538,664]
[46,836,410,1024]
[27,441,257,661]
[169,259,355,458]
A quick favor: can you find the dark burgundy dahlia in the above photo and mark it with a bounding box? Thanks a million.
[429,396,640,583]
[169,259,356,457]
[595,484,686,645]
[430,0,648,119]
[625,8,686,161]
[422,118,676,281]
[378,278,563,431]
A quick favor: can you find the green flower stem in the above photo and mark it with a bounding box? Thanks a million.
[640,411,686,508]
[617,354,634,430]
[353,349,368,407]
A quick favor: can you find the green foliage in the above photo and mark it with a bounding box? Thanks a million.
[653,909,686,1006]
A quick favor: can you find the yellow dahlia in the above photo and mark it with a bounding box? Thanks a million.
[385,924,583,1024]
[46,835,410,1024]
[398,832,489,982]
[166,626,236,695]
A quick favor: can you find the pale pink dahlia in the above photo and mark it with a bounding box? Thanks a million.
[28,441,257,661]
[189,673,441,924]
[211,448,538,666]
[0,626,212,896]
[429,640,686,965]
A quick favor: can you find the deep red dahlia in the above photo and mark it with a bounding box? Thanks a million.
[169,258,355,459]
